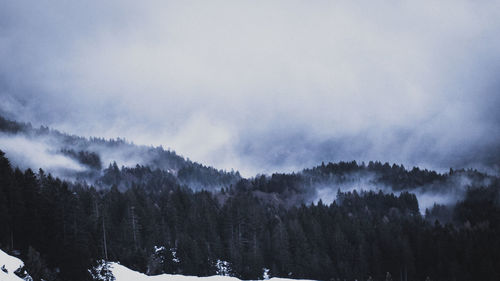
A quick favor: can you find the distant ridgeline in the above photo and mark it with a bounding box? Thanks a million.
[0,115,492,196]
[1,115,500,281]
[0,115,241,191]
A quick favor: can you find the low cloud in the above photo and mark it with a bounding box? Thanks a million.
[311,170,496,214]
[0,134,86,176]
[1,1,500,176]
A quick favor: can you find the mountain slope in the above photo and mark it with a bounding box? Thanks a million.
[0,115,241,191]
[2,116,500,281]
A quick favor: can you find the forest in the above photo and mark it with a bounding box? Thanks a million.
[2,1,500,279]
[1,147,499,281]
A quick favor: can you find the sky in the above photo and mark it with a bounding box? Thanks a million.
[1,0,500,176]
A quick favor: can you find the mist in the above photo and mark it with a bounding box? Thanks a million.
[0,133,87,177]
[313,182,456,214]
[309,168,497,214]
[1,1,500,176]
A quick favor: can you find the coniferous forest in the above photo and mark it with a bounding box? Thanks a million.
[1,141,499,281]
[2,1,500,280]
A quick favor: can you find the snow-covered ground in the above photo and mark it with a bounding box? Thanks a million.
[110,262,315,281]
[0,249,27,281]
[1,248,313,281]
[111,262,239,281]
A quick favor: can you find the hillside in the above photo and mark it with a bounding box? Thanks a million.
[1,116,500,281]
[1,148,500,280]
[0,115,241,191]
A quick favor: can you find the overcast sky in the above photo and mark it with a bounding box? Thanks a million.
[1,0,500,176]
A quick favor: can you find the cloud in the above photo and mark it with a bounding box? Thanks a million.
[1,0,500,176]
[0,133,86,176]
[310,170,495,214]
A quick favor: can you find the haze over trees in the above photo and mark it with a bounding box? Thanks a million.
[2,1,500,280]
[0,132,499,281]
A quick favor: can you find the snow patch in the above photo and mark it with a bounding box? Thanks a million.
[262,268,270,280]
[111,262,240,281]
[170,248,180,264]
[109,261,315,281]
[89,260,115,281]
[215,260,232,276]
[0,249,31,281]
[154,246,166,253]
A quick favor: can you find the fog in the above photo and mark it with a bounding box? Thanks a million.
[0,124,495,213]
[1,1,500,176]
[0,133,86,176]
[311,170,496,213]
[314,183,458,214]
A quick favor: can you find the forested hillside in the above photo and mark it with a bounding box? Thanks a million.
[1,149,499,281]
[3,0,500,279]
[0,115,241,190]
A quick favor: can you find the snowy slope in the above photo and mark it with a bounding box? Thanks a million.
[111,262,239,281]
[0,249,26,281]
[110,262,315,281]
[2,248,313,281]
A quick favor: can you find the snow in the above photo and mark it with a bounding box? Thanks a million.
[2,247,314,281]
[110,262,241,281]
[262,268,270,280]
[110,262,315,281]
[170,248,180,264]
[215,260,232,276]
[0,249,27,281]
[154,246,166,253]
